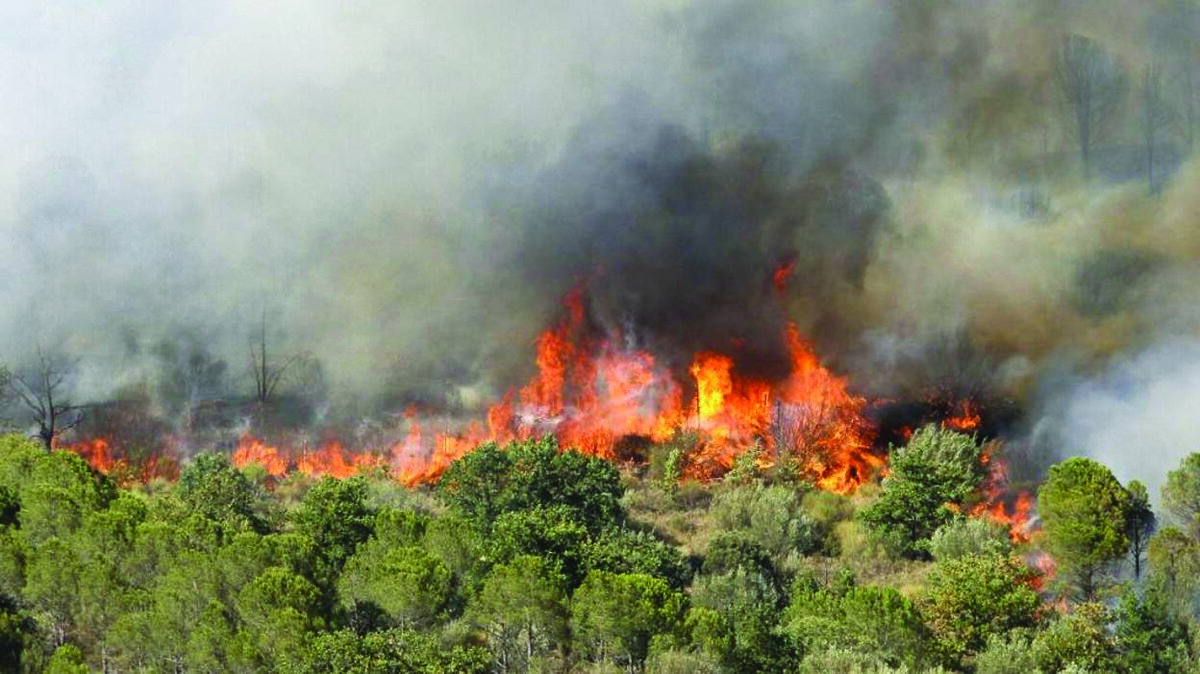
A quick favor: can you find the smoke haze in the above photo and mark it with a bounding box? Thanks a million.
[3,0,1200,475]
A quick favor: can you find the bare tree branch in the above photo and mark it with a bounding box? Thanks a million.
[6,350,81,449]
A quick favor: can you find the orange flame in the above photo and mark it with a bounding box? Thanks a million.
[379,289,877,490]
[57,437,124,475]
[943,400,981,431]
[970,446,1034,543]
[231,435,289,477]
[55,437,178,484]
[207,285,879,492]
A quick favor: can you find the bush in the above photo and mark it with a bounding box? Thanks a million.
[645,648,722,674]
[860,426,985,559]
[919,554,1042,666]
[710,484,822,559]
[784,573,929,670]
[929,517,1012,562]
[974,632,1038,674]
[1030,603,1116,674]
[438,438,625,533]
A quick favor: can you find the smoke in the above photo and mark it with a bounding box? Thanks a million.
[1034,339,1200,499]
[3,0,1200,464]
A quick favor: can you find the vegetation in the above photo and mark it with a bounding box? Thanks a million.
[0,430,1199,672]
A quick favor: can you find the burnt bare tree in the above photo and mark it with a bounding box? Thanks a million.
[1141,63,1175,195]
[7,349,82,448]
[1055,34,1128,180]
[248,307,304,406]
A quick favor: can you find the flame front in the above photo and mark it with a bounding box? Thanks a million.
[59,287,881,494]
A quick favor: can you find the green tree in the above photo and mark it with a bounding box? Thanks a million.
[1030,603,1116,674]
[178,453,268,534]
[20,451,116,546]
[438,437,624,533]
[285,628,491,674]
[23,538,82,648]
[1125,480,1155,579]
[860,426,986,558]
[468,555,568,672]
[690,568,793,672]
[489,505,589,585]
[236,566,324,665]
[919,554,1042,666]
[1038,458,1131,599]
[290,476,375,574]
[1114,582,1191,673]
[72,494,146,664]
[338,542,452,629]
[571,571,685,671]
[107,551,228,671]
[1147,526,1200,607]
[581,528,690,590]
[0,593,39,673]
[423,513,488,593]
[1162,452,1200,539]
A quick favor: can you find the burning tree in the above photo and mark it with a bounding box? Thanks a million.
[6,348,82,449]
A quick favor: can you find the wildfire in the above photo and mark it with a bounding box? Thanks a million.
[58,282,883,495]
[970,445,1035,543]
[56,437,179,483]
[943,399,981,432]
[219,287,879,492]
[232,434,387,481]
[403,290,880,492]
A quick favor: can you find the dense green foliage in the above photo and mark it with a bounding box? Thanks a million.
[1037,458,1131,599]
[860,426,986,558]
[2,431,1200,672]
[1163,453,1200,539]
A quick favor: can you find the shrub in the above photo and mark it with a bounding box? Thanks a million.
[929,517,1012,562]
[710,484,821,559]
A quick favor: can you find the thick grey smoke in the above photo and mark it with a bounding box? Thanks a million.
[3,0,1200,467]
